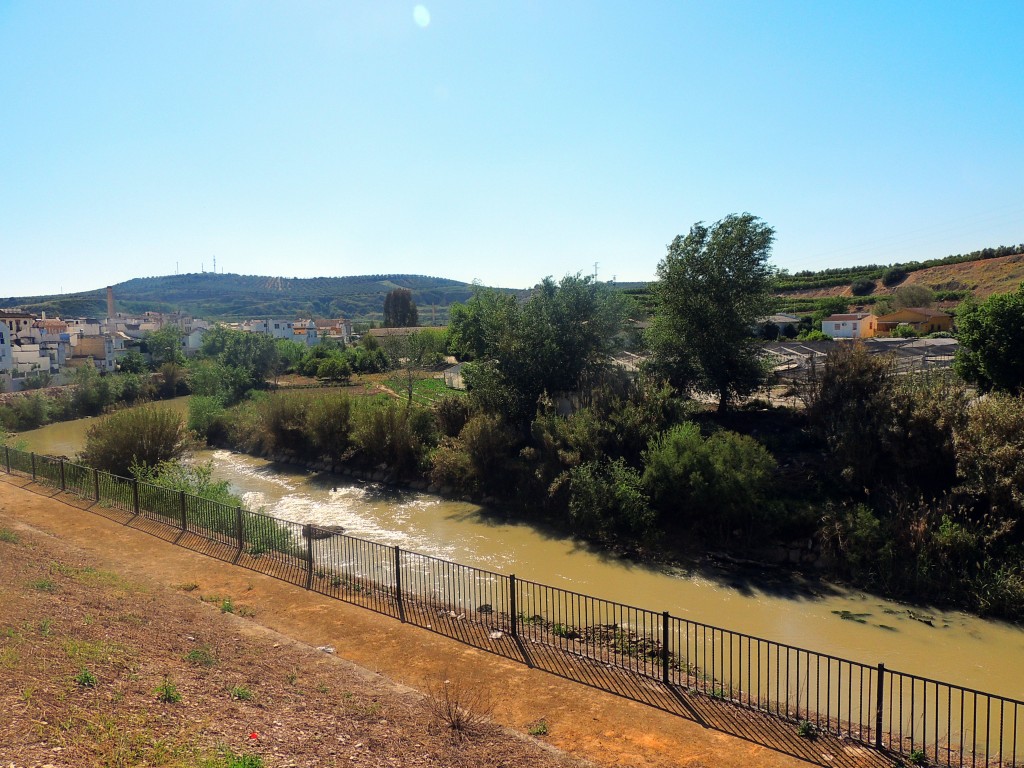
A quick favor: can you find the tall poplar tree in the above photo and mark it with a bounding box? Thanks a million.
[647,214,775,413]
[383,288,419,327]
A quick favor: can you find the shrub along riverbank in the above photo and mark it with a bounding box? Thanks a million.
[192,361,1024,624]
[8,356,1023,624]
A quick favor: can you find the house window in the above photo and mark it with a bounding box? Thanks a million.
[834,324,841,330]
[852,323,858,330]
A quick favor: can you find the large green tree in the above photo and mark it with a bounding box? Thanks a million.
[954,285,1024,394]
[383,288,419,327]
[146,325,185,367]
[198,325,279,391]
[647,214,775,412]
[448,275,629,425]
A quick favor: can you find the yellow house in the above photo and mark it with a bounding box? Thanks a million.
[874,307,953,336]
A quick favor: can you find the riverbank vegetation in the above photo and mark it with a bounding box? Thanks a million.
[0,364,180,432]
[9,220,1024,624]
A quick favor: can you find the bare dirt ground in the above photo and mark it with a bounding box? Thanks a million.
[0,476,886,768]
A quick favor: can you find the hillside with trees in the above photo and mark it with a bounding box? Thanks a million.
[0,273,484,322]
[774,245,1024,314]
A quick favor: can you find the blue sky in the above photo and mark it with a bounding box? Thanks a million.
[1,1,1021,298]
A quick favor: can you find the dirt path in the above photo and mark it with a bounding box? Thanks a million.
[0,476,875,768]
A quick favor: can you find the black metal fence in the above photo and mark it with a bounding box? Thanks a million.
[2,444,1020,767]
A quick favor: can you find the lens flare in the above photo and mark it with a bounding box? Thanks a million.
[413,4,430,28]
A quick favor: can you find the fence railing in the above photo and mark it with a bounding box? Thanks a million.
[2,444,1020,767]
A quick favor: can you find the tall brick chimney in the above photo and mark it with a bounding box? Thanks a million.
[106,286,115,321]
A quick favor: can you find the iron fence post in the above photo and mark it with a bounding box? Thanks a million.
[59,459,66,492]
[234,507,244,563]
[31,452,36,481]
[93,468,100,501]
[132,479,140,519]
[509,574,518,638]
[394,546,405,622]
[876,662,886,750]
[662,611,671,685]
[4,445,10,474]
[305,524,314,590]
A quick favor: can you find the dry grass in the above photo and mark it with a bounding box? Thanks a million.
[0,519,585,768]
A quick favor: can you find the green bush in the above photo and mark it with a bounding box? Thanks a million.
[306,392,354,462]
[428,437,474,489]
[890,323,918,338]
[0,392,52,431]
[316,356,351,382]
[642,423,776,541]
[820,503,884,581]
[188,395,228,443]
[567,459,653,541]
[796,330,832,342]
[881,267,907,287]
[457,413,517,494]
[434,395,471,438]
[78,407,194,476]
[260,394,311,455]
[954,393,1024,519]
[352,399,435,475]
[188,360,254,405]
[803,344,895,489]
[850,278,875,296]
[157,363,189,399]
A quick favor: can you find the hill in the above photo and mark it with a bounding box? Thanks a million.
[774,252,1024,313]
[0,273,485,323]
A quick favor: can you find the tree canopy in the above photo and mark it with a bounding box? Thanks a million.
[383,288,419,327]
[646,214,775,412]
[954,285,1024,394]
[145,325,185,367]
[448,275,630,425]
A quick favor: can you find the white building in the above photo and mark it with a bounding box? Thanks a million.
[240,318,320,347]
[11,341,54,375]
[0,324,11,374]
[821,313,876,339]
[0,311,35,339]
[316,318,352,344]
[67,318,103,338]
[183,327,208,356]
[291,319,319,347]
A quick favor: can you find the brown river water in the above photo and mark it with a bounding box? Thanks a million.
[13,398,1024,701]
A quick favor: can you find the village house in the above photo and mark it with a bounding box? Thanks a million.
[821,312,877,339]
[315,318,352,344]
[0,310,35,338]
[10,341,54,376]
[873,307,953,336]
[67,334,117,372]
[0,324,11,378]
[240,318,320,346]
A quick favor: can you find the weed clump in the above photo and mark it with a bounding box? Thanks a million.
[426,676,494,741]
[155,677,182,703]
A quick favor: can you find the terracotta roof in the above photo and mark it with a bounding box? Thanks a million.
[823,313,871,321]
[35,320,69,332]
